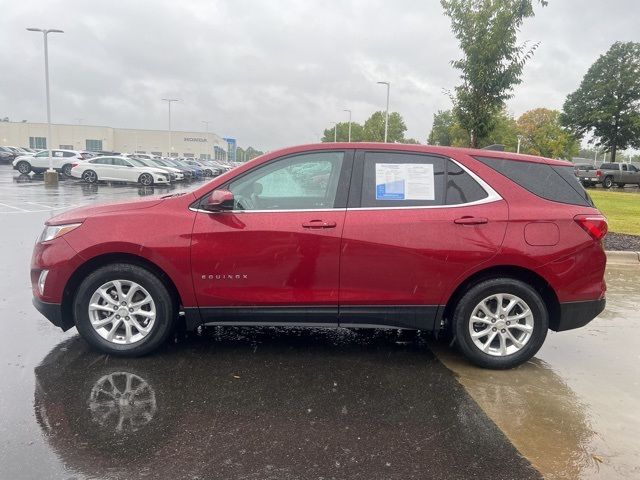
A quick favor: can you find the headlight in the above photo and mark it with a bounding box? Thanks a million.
[38,223,82,243]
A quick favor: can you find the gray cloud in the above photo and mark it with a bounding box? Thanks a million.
[1,0,638,150]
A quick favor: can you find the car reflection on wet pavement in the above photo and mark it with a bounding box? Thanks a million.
[0,168,639,479]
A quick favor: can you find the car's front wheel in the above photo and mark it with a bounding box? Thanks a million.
[139,173,154,186]
[16,161,31,174]
[74,263,176,356]
[452,278,548,369]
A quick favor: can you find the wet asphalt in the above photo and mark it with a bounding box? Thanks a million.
[0,167,638,479]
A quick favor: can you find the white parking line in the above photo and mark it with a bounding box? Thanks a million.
[26,201,55,208]
[0,202,28,212]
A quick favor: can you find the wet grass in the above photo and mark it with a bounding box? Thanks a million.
[589,189,640,236]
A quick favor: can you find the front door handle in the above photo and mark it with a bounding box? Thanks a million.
[454,216,488,225]
[302,220,337,229]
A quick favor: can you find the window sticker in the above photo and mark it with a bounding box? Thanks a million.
[375,163,435,200]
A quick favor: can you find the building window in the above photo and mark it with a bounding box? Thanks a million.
[200,154,211,160]
[59,144,73,150]
[170,152,179,157]
[86,139,103,151]
[29,137,47,149]
[151,151,162,156]
[135,150,146,154]
[183,153,195,158]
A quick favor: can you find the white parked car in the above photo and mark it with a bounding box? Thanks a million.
[70,156,171,186]
[131,157,185,181]
[13,149,89,176]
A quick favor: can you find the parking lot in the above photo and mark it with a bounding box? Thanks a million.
[0,165,639,479]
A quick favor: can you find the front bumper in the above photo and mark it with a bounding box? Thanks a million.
[33,297,74,331]
[551,298,606,332]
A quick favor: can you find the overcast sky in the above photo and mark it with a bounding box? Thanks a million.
[1,0,638,150]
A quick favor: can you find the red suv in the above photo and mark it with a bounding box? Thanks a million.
[31,143,607,368]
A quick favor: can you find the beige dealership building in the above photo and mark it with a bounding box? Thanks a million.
[0,121,231,160]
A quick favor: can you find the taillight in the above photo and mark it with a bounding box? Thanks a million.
[596,170,602,177]
[574,214,608,241]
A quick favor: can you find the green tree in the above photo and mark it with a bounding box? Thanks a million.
[483,109,519,151]
[562,42,640,162]
[322,122,365,142]
[441,0,547,147]
[428,110,455,145]
[517,108,579,159]
[363,111,407,142]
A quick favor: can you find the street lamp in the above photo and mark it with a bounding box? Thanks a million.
[517,134,524,154]
[377,81,390,143]
[331,122,338,142]
[27,27,64,184]
[161,98,179,156]
[343,109,352,142]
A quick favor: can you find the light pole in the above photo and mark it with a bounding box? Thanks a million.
[377,81,390,142]
[331,122,338,142]
[343,109,352,142]
[162,98,179,156]
[517,135,523,154]
[27,27,63,185]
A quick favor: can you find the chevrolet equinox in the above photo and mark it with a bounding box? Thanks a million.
[31,143,607,369]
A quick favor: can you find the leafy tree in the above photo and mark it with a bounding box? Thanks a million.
[322,121,365,142]
[428,110,455,145]
[562,42,640,162]
[483,109,519,151]
[517,108,579,159]
[441,0,547,147]
[363,111,407,142]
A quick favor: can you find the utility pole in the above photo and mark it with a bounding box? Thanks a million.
[343,109,352,142]
[162,98,179,156]
[377,81,390,142]
[517,135,523,154]
[27,27,64,185]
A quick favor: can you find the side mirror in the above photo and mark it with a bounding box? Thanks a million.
[202,189,235,212]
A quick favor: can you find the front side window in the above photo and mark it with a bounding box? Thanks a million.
[227,151,344,211]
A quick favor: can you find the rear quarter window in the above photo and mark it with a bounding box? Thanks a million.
[475,156,594,207]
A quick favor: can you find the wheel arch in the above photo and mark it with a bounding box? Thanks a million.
[61,252,184,327]
[441,265,560,332]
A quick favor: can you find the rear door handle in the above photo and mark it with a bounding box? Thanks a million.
[302,220,337,229]
[454,216,488,225]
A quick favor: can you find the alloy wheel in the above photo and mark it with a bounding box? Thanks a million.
[83,170,97,183]
[17,162,30,174]
[88,279,156,345]
[468,293,534,357]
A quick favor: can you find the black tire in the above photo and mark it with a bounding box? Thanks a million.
[74,263,176,356]
[452,278,548,369]
[602,176,613,189]
[82,169,98,184]
[62,163,73,177]
[139,173,154,186]
[17,161,31,174]
[204,169,213,177]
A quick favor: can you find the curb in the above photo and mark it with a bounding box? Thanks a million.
[606,250,640,265]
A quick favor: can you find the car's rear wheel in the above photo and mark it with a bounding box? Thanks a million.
[74,263,176,356]
[62,163,73,177]
[602,176,613,189]
[82,170,98,183]
[139,173,153,186]
[452,278,548,369]
[17,161,31,174]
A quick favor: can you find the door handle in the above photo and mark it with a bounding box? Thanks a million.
[302,220,337,229]
[454,216,488,225]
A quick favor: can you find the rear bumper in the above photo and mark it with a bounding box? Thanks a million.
[551,298,606,332]
[33,297,74,331]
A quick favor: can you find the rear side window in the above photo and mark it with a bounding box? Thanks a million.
[445,161,488,205]
[475,156,594,207]
[362,152,445,207]
[599,163,616,170]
